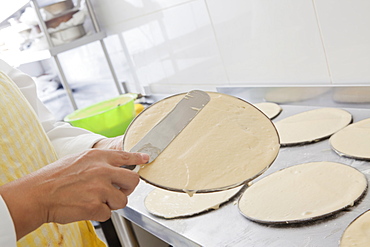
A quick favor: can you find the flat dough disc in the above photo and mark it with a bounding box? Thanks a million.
[330,118,370,160]
[340,210,370,247]
[123,92,280,193]
[238,161,367,224]
[274,108,352,146]
[145,186,243,219]
[254,102,282,120]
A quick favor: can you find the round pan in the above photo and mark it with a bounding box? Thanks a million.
[330,118,370,161]
[340,209,370,246]
[253,102,282,120]
[238,161,367,225]
[123,91,280,193]
[274,108,352,147]
[144,185,244,219]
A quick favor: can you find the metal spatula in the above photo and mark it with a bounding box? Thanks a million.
[128,90,210,171]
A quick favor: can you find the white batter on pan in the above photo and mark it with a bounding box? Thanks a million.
[275,108,352,146]
[254,102,282,119]
[340,210,370,247]
[330,118,370,160]
[238,162,367,223]
[124,92,280,192]
[145,186,242,218]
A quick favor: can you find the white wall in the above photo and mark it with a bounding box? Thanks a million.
[77,0,370,94]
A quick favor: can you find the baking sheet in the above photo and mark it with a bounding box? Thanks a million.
[116,104,370,247]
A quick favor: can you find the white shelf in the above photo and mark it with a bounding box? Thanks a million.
[49,31,106,55]
[1,0,121,110]
[0,49,49,66]
[1,32,107,66]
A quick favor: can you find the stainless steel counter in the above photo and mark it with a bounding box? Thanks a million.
[116,86,370,247]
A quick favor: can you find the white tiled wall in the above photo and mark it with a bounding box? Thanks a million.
[66,0,370,94]
[206,0,330,85]
[313,0,370,84]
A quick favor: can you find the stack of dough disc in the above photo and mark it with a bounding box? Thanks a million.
[144,186,243,219]
[238,162,367,224]
[123,92,280,193]
[264,87,330,103]
[330,118,370,160]
[340,210,370,247]
[253,102,282,119]
[274,108,352,146]
[333,87,370,103]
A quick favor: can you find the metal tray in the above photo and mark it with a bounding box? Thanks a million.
[117,104,370,247]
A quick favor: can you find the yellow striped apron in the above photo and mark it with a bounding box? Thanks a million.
[0,71,106,246]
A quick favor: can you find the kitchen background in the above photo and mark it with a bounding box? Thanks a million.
[1,1,369,246]
[1,0,369,120]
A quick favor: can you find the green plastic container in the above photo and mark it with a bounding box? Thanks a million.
[64,94,136,137]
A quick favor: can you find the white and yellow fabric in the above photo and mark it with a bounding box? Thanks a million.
[0,71,105,246]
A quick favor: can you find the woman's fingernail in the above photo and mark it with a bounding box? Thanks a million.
[141,153,150,162]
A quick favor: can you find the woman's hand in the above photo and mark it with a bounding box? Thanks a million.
[0,149,149,240]
[92,136,124,150]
